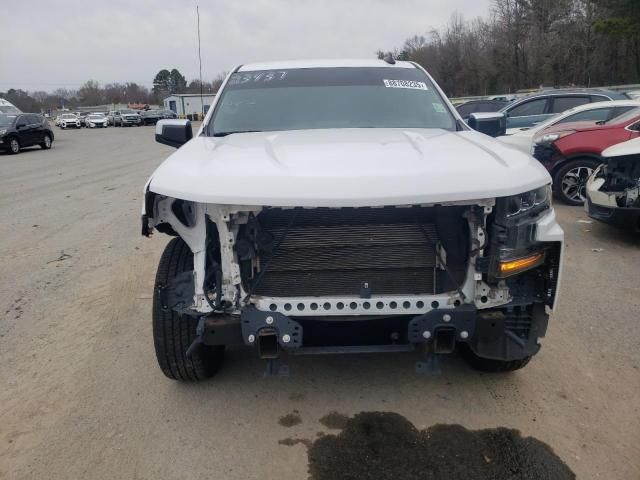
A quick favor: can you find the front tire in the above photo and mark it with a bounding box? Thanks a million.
[153,237,224,381]
[8,137,20,154]
[553,158,600,206]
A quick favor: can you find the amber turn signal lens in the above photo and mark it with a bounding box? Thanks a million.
[498,252,545,277]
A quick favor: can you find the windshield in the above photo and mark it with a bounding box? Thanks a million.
[88,114,104,119]
[0,115,17,127]
[208,67,455,136]
[121,109,137,114]
[605,106,640,125]
[62,114,76,119]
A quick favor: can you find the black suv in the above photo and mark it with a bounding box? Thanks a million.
[141,109,178,125]
[0,113,54,154]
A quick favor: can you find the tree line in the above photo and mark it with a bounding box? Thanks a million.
[1,69,226,113]
[377,0,640,97]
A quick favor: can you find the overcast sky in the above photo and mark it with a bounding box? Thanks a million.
[1,0,492,92]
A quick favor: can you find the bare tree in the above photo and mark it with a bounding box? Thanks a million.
[377,0,640,96]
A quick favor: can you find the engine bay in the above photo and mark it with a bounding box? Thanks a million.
[595,155,640,208]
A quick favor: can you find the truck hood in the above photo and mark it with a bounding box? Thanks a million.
[148,128,551,207]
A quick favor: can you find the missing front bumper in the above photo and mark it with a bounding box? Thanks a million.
[198,302,547,362]
[586,198,640,231]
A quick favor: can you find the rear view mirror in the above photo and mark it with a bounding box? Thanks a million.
[155,119,193,148]
[467,112,506,137]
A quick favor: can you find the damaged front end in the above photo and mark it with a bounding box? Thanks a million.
[586,153,640,231]
[143,184,563,371]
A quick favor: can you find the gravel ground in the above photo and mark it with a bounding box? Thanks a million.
[0,124,639,479]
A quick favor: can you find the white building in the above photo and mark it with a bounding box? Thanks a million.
[163,93,217,118]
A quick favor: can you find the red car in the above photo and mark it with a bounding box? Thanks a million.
[532,108,640,205]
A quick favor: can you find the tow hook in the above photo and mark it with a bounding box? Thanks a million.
[409,305,476,375]
[408,305,476,345]
[240,307,303,352]
[257,328,279,359]
[241,307,302,377]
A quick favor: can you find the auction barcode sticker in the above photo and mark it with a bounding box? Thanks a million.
[383,79,428,90]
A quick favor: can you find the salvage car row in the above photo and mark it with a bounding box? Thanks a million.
[0,108,177,154]
[498,100,640,205]
[455,90,640,230]
[53,109,177,129]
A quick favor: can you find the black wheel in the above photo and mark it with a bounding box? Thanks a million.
[553,158,600,206]
[461,346,531,372]
[153,237,224,381]
[40,134,52,149]
[7,136,20,154]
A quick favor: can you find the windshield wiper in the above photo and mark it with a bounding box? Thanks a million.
[213,130,262,137]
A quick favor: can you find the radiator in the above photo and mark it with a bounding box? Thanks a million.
[248,207,440,297]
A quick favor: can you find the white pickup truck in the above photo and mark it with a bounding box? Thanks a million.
[142,59,564,381]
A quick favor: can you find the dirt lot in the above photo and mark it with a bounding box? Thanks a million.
[1,124,639,479]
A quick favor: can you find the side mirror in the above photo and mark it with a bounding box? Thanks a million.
[467,112,507,137]
[16,121,27,129]
[155,119,193,148]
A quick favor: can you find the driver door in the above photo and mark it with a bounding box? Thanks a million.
[15,115,36,146]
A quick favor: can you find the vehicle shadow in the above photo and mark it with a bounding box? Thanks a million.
[0,146,45,156]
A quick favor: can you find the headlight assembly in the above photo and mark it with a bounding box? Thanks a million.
[534,130,575,146]
[487,185,553,278]
[503,185,551,219]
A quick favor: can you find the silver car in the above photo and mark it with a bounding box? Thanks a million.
[85,113,109,128]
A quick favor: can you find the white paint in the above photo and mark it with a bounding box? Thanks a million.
[155,119,188,135]
[535,209,565,310]
[238,59,416,71]
[586,175,618,207]
[602,137,640,158]
[148,128,551,207]
[163,94,216,117]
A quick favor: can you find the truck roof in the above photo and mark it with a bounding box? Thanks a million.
[238,59,416,71]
